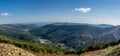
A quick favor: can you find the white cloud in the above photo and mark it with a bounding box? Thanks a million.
[1,12,11,17]
[74,7,91,13]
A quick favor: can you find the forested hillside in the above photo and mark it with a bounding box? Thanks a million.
[30,23,118,49]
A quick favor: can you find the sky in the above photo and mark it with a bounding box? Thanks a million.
[1,0,120,25]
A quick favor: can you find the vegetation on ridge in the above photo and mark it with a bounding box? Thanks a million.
[71,39,120,55]
[0,36,64,54]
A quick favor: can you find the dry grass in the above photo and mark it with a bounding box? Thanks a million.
[80,44,120,56]
[0,43,36,56]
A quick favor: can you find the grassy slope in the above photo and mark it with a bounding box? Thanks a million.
[0,35,78,56]
[0,35,65,54]
[80,44,120,56]
[0,43,75,56]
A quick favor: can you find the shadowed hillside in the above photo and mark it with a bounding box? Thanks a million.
[30,23,118,49]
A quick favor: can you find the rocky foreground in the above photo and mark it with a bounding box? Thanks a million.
[0,43,36,56]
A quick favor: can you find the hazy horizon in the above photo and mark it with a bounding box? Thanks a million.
[1,0,120,25]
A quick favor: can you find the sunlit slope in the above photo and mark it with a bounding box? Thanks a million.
[0,43,35,56]
[80,43,120,56]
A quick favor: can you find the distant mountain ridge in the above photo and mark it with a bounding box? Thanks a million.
[93,24,114,28]
[53,23,114,28]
